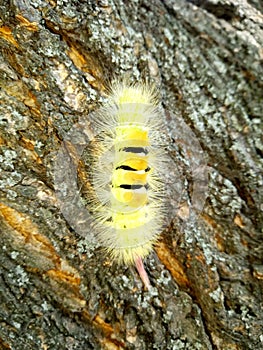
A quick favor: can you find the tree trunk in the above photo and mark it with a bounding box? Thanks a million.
[0,0,262,349]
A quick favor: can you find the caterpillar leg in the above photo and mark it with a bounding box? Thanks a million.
[135,257,150,289]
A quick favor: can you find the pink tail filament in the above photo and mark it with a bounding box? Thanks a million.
[135,257,150,289]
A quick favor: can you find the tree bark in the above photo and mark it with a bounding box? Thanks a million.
[0,0,262,349]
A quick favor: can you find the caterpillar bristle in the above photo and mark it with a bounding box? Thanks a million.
[109,79,159,106]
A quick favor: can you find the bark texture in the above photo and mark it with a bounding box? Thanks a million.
[0,0,262,349]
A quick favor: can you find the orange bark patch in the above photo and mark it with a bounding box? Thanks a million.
[16,14,38,31]
[20,136,43,165]
[234,214,245,228]
[0,26,19,47]
[0,203,59,267]
[46,269,81,286]
[66,44,106,91]
[155,241,190,289]
[4,81,41,117]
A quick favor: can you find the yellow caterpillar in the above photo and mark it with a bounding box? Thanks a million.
[54,80,208,289]
[87,81,167,288]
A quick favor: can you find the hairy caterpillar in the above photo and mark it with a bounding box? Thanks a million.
[54,80,208,289]
[83,81,168,288]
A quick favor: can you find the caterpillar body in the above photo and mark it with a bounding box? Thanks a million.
[85,81,168,288]
[54,80,208,289]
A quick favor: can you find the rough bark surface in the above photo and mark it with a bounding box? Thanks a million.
[0,0,262,349]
